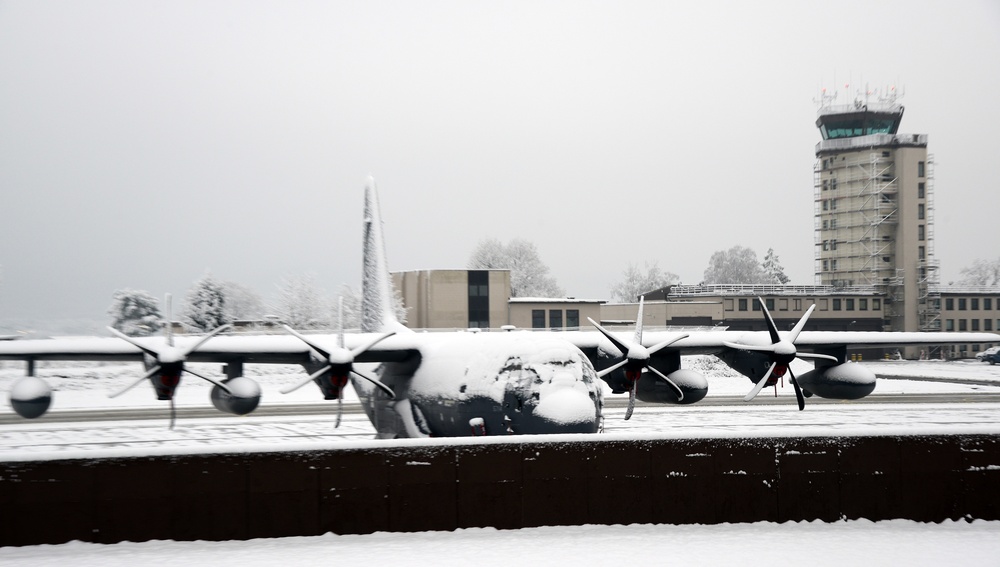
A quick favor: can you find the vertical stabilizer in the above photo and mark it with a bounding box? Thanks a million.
[361,176,402,333]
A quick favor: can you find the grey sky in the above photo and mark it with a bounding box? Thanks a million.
[1,0,998,325]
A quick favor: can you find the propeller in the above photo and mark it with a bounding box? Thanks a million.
[588,296,689,420]
[281,297,396,427]
[106,295,234,428]
[724,297,838,410]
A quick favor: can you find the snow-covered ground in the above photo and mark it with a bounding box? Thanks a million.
[0,520,997,566]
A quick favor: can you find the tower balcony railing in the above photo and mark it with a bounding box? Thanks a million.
[816,133,927,153]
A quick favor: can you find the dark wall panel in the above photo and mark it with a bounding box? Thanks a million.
[2,434,999,547]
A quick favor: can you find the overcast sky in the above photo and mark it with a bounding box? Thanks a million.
[1,0,998,326]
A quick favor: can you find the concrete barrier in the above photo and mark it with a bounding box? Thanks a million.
[1,434,998,546]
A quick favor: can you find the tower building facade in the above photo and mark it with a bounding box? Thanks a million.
[813,90,940,334]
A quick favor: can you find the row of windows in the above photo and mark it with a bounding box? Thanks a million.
[945,319,997,332]
[729,297,881,312]
[944,298,996,311]
[531,309,581,330]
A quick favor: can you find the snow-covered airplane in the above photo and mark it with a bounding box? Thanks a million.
[2,177,998,437]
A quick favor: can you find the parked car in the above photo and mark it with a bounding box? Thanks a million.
[976,346,1000,363]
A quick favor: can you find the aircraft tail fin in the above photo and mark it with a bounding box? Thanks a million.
[361,176,404,333]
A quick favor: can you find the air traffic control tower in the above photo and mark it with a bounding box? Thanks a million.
[813,88,940,335]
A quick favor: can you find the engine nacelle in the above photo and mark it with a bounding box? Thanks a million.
[795,362,876,400]
[10,376,52,419]
[637,369,708,405]
[210,377,262,415]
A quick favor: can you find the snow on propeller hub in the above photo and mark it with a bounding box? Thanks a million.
[588,296,689,420]
[279,318,396,429]
[106,320,237,429]
[724,297,837,410]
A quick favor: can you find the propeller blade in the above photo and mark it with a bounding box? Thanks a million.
[351,369,396,399]
[744,362,776,402]
[335,395,343,429]
[280,365,332,394]
[624,381,637,420]
[350,331,396,359]
[181,324,232,358]
[633,296,645,345]
[281,325,331,359]
[595,358,629,379]
[788,304,817,343]
[797,352,840,363]
[183,367,232,395]
[164,293,174,348]
[647,333,690,355]
[758,297,781,344]
[647,365,684,402]
[789,368,805,411]
[108,365,161,398]
[168,396,176,430]
[107,327,160,358]
[587,317,630,358]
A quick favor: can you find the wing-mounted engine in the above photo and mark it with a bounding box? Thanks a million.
[10,374,52,419]
[588,297,697,419]
[794,362,876,400]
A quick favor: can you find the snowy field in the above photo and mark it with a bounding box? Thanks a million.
[0,520,999,567]
[2,357,1000,563]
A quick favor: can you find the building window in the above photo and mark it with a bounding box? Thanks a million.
[467,270,490,329]
[918,204,925,220]
[831,259,837,270]
[566,309,580,329]
[972,298,980,310]
[946,319,954,331]
[873,298,881,310]
[765,298,775,311]
[738,298,748,311]
[724,299,734,311]
[753,300,761,311]
[919,246,925,260]
[985,298,993,310]
[882,150,890,157]
[779,299,788,310]
[833,298,842,311]
[794,299,802,311]
[532,310,545,329]
[831,218,837,229]
[846,298,855,310]
[831,178,837,190]
[918,182,925,198]
[972,319,980,331]
[918,161,925,177]
[946,298,954,310]
[986,319,993,332]
[820,299,829,311]
[860,298,868,311]
[959,298,967,311]
[823,200,829,211]
[549,309,562,329]
[959,319,967,331]
[918,225,925,241]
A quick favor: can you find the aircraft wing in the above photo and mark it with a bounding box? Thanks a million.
[0,332,421,365]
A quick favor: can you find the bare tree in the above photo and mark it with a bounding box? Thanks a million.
[703,246,768,284]
[220,281,265,321]
[957,257,1000,287]
[609,261,679,302]
[271,273,330,329]
[469,238,563,297]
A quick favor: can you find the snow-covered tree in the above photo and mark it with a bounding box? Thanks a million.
[609,261,679,302]
[271,273,330,329]
[108,289,162,336]
[703,246,768,284]
[761,248,790,284]
[468,238,563,297]
[957,257,1000,287]
[220,281,265,321]
[183,273,229,332]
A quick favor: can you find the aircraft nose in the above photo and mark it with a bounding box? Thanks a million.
[533,376,599,426]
